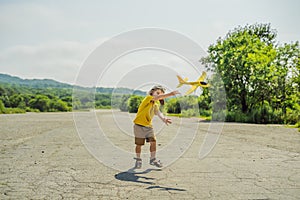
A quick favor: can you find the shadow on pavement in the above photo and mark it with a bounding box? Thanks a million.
[114,168,186,192]
[114,168,160,185]
[146,185,186,191]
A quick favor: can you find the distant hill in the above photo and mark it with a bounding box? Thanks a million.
[0,73,146,95]
[0,73,73,88]
[96,87,146,96]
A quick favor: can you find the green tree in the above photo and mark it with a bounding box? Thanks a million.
[165,96,200,117]
[273,42,300,114]
[198,88,211,110]
[61,96,73,107]
[9,94,23,108]
[49,99,70,112]
[177,96,199,115]
[0,100,5,114]
[128,95,143,113]
[0,86,5,96]
[28,95,50,112]
[165,98,181,114]
[201,23,299,124]
[95,93,111,108]
[119,95,130,112]
[203,24,277,113]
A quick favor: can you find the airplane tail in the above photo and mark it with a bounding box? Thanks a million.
[176,75,187,88]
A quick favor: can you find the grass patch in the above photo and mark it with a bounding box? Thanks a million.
[166,113,183,118]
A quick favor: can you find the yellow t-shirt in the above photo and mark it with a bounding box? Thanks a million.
[133,96,159,127]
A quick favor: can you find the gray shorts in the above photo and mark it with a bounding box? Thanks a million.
[133,124,156,145]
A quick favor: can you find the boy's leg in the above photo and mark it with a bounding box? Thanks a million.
[149,140,163,168]
[135,145,142,158]
[150,141,156,159]
[134,125,146,158]
[135,144,143,169]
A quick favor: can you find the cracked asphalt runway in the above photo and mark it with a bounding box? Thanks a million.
[1,110,299,199]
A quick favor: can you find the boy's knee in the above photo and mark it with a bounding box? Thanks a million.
[150,141,156,146]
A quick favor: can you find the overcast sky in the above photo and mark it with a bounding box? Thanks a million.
[0,0,299,89]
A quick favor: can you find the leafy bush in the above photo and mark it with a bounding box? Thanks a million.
[49,99,70,112]
[28,95,50,112]
[181,109,198,117]
[165,98,181,114]
[0,100,5,114]
[128,95,144,113]
[251,101,274,124]
[4,107,26,114]
[199,109,212,117]
[119,95,130,112]
[212,110,226,122]
[285,107,299,125]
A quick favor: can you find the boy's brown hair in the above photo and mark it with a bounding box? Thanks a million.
[148,85,166,105]
[148,85,166,95]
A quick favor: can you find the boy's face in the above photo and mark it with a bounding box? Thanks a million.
[152,89,164,96]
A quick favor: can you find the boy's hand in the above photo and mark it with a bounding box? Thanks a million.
[171,91,180,96]
[164,118,172,126]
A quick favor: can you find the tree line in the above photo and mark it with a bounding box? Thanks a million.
[0,83,210,118]
[0,82,149,114]
[0,85,113,113]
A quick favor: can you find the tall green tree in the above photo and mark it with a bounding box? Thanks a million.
[203,24,277,113]
[201,23,299,124]
[273,42,300,114]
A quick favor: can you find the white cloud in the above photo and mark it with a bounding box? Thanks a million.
[0,3,61,41]
[0,39,107,84]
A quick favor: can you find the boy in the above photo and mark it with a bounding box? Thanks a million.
[133,85,179,168]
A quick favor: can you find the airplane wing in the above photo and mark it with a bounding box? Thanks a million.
[197,71,207,82]
[185,85,198,95]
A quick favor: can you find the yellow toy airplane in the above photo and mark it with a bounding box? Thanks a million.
[176,71,210,95]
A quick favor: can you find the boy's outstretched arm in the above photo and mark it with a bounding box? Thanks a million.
[157,110,172,125]
[152,90,180,101]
